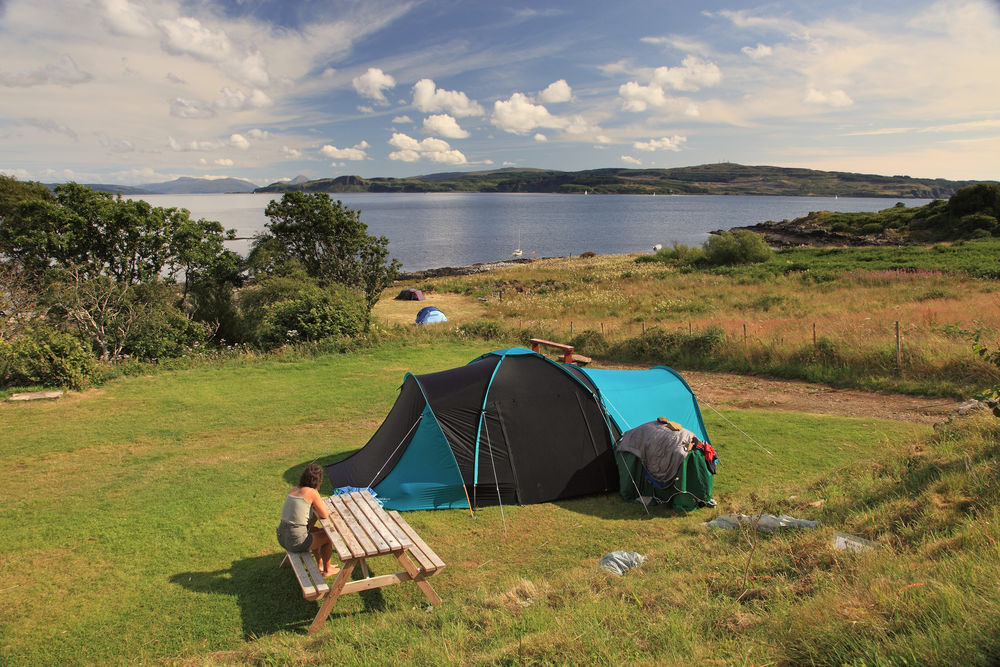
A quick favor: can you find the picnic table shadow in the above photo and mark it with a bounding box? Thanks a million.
[169,552,387,638]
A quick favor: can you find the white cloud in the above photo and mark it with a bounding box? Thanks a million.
[282,146,303,159]
[621,155,642,165]
[214,158,233,166]
[534,133,548,142]
[0,54,92,87]
[804,88,853,107]
[633,135,687,151]
[423,114,469,139]
[214,87,273,111]
[99,0,153,37]
[392,115,413,124]
[352,67,396,104]
[387,132,467,164]
[157,16,269,87]
[168,136,225,151]
[742,43,773,59]
[170,97,215,119]
[619,56,721,112]
[229,133,250,150]
[538,79,572,103]
[247,128,269,140]
[320,141,370,160]
[0,167,34,180]
[412,79,485,117]
[491,93,568,135]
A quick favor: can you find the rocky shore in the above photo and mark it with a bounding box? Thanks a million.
[397,257,537,280]
[718,219,907,248]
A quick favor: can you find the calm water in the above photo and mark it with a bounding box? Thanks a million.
[139,192,933,272]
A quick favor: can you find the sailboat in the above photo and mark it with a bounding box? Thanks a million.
[512,230,523,257]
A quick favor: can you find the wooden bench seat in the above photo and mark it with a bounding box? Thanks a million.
[280,550,330,601]
[530,338,590,365]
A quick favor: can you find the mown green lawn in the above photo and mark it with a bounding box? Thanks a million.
[6,341,992,665]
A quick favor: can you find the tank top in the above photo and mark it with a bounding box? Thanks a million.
[280,493,312,526]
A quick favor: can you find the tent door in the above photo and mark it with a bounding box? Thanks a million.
[491,403,523,505]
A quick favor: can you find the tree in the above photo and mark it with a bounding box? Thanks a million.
[249,192,400,329]
[0,183,196,284]
[0,175,54,221]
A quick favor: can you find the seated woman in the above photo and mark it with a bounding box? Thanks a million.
[277,463,337,577]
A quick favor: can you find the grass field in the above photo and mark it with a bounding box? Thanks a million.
[3,341,999,665]
[404,243,1000,397]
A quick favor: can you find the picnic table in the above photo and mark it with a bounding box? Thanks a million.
[281,490,446,634]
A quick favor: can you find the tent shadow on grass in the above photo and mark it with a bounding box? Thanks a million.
[553,493,688,521]
[169,554,386,638]
[282,451,360,487]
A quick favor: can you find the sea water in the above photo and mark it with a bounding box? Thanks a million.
[138,192,933,273]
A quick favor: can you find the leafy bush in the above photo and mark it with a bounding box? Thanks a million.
[237,274,366,349]
[614,325,725,364]
[0,327,97,390]
[569,329,610,357]
[457,320,509,341]
[702,230,773,266]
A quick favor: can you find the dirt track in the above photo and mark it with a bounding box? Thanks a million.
[679,370,961,424]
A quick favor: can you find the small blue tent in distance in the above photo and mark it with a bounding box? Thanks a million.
[324,348,714,511]
[415,306,447,325]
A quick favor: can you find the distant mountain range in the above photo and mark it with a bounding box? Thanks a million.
[76,176,260,195]
[255,163,990,199]
[68,164,994,198]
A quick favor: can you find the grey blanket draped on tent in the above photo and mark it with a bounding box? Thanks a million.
[616,420,697,483]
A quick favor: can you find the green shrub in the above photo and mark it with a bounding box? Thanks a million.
[457,320,509,341]
[569,329,610,357]
[237,274,366,349]
[702,230,772,266]
[0,327,97,389]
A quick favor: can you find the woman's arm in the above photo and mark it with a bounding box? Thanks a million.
[307,488,330,520]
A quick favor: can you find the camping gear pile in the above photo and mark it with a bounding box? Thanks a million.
[325,347,716,511]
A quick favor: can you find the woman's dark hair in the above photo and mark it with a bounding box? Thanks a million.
[299,463,323,489]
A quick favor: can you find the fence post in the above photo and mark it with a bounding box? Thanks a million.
[813,322,817,346]
[743,323,747,343]
[896,321,902,372]
[689,322,692,335]
[570,321,573,336]
[642,321,645,335]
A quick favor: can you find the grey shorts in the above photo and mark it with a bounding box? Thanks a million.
[277,521,313,552]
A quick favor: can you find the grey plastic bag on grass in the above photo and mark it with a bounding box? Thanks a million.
[598,551,646,576]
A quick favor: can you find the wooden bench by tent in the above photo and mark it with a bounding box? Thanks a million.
[530,338,591,366]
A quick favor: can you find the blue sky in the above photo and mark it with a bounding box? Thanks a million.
[1,0,998,186]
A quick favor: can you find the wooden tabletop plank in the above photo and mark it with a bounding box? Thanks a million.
[388,511,445,571]
[357,492,413,549]
[322,498,366,559]
[341,493,390,554]
[348,492,402,551]
[330,495,379,556]
[320,517,353,561]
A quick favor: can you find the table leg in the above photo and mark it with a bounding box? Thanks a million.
[307,558,358,634]
[394,551,442,606]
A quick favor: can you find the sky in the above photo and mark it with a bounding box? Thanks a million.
[1,0,999,186]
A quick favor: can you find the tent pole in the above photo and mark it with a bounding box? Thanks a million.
[462,484,475,519]
[484,420,508,535]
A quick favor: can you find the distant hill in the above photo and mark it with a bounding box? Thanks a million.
[256,164,988,198]
[70,176,258,195]
[138,177,259,194]
[80,183,154,195]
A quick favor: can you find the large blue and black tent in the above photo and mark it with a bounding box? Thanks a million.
[324,348,712,511]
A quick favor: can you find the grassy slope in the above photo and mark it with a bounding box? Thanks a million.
[4,341,998,665]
